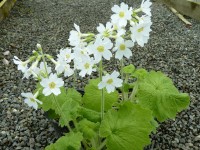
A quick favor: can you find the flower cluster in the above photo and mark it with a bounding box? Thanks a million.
[14,1,152,110]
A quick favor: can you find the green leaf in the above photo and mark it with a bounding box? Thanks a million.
[136,71,190,122]
[82,79,118,112]
[45,132,83,150]
[77,119,100,140]
[131,68,148,79]
[37,87,67,112]
[122,64,135,74]
[59,99,80,127]
[78,107,101,123]
[66,88,82,103]
[99,101,155,150]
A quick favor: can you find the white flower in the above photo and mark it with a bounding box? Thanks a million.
[76,57,96,77]
[36,43,42,50]
[130,20,152,47]
[114,37,134,60]
[21,92,42,110]
[97,22,113,38]
[33,62,51,78]
[68,23,82,47]
[55,58,74,77]
[88,37,113,63]
[40,73,64,96]
[57,48,74,63]
[141,0,152,16]
[98,71,123,93]
[111,2,132,27]
[23,59,40,79]
[116,28,126,38]
[73,45,90,63]
[13,56,29,73]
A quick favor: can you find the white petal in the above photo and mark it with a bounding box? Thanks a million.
[124,49,132,59]
[98,82,106,89]
[111,5,120,13]
[103,50,112,60]
[43,88,52,96]
[52,88,61,96]
[106,84,115,93]
[115,50,123,60]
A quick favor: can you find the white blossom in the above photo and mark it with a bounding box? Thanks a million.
[68,23,82,47]
[21,92,42,110]
[76,57,96,77]
[57,48,74,63]
[141,0,152,16]
[13,56,29,73]
[88,37,113,63]
[98,71,123,93]
[114,37,134,60]
[130,20,152,47]
[97,22,113,38]
[111,2,132,27]
[40,73,64,96]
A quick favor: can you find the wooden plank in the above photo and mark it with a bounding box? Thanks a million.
[0,0,16,22]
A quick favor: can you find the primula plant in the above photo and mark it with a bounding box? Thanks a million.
[14,1,190,150]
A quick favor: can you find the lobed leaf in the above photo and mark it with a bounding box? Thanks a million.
[59,99,80,127]
[136,71,190,122]
[100,101,155,150]
[82,79,118,112]
[77,119,100,140]
[45,132,83,150]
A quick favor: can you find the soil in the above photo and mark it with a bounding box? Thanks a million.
[0,0,200,149]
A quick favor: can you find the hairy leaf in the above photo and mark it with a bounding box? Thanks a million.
[77,119,100,139]
[131,68,148,79]
[66,88,82,103]
[100,101,155,150]
[78,107,101,123]
[123,64,135,74]
[45,132,83,150]
[82,79,118,112]
[37,87,67,113]
[136,71,190,122]
[59,99,80,127]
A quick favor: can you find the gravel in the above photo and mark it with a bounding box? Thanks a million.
[0,0,200,149]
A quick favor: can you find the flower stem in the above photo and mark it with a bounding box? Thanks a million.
[97,139,106,150]
[99,60,105,120]
[73,69,77,89]
[40,48,48,77]
[120,58,125,101]
[52,95,72,132]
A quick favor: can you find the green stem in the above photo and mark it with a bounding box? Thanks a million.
[97,139,106,150]
[73,69,77,89]
[52,95,72,132]
[99,60,105,120]
[120,59,125,101]
[124,74,129,100]
[40,49,48,77]
[129,82,138,102]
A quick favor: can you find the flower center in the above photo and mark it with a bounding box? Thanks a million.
[119,11,125,18]
[120,44,126,51]
[107,79,113,84]
[97,46,104,52]
[66,54,70,58]
[137,27,144,33]
[84,63,90,69]
[49,82,56,89]
[81,50,84,55]
[30,98,35,102]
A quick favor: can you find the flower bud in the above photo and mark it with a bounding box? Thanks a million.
[36,43,42,51]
